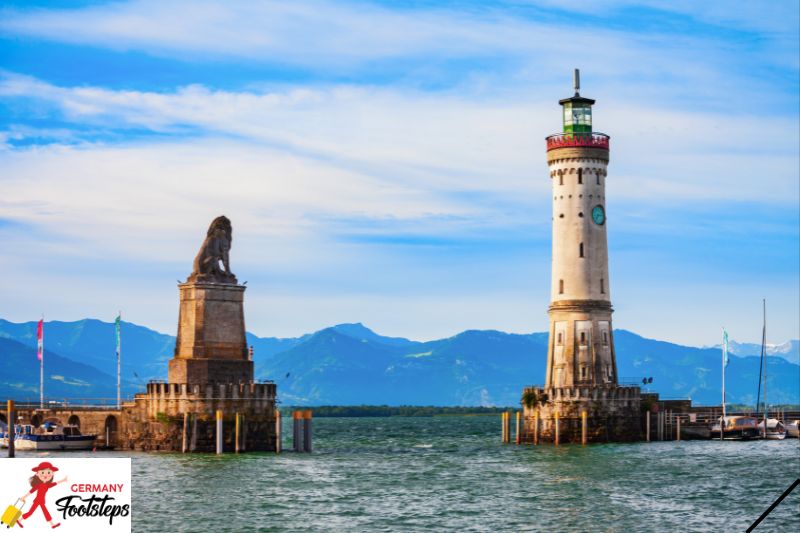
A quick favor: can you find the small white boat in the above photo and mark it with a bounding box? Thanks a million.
[12,423,96,451]
[786,420,799,438]
[758,418,787,440]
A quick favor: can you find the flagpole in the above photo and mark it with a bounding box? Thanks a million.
[763,300,767,434]
[39,315,44,409]
[116,311,122,409]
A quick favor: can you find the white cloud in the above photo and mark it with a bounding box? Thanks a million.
[2,74,797,207]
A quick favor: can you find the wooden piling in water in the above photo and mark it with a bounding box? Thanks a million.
[190,413,197,452]
[303,410,312,453]
[235,413,241,454]
[182,412,189,453]
[7,400,15,458]
[216,410,223,455]
[581,410,587,445]
[293,411,301,452]
[677,415,681,442]
[554,412,560,446]
[533,411,539,445]
[501,412,507,443]
[646,411,650,442]
[275,409,282,454]
[515,412,521,445]
[241,414,246,452]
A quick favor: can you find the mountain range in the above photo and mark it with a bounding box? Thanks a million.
[0,318,797,407]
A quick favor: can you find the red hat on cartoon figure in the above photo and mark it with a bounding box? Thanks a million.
[31,461,58,472]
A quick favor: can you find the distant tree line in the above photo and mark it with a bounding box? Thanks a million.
[281,405,518,417]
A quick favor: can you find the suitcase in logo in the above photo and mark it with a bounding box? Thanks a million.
[1,499,23,528]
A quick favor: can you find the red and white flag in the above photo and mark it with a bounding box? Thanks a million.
[37,318,44,361]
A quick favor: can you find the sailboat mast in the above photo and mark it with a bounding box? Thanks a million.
[756,306,766,417]
[721,327,726,440]
[763,299,768,431]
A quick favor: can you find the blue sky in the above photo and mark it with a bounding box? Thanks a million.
[0,0,798,346]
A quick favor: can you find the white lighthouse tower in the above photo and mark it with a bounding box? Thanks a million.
[546,68,616,390]
[523,70,641,444]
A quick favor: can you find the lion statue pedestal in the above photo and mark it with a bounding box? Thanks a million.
[167,216,253,386]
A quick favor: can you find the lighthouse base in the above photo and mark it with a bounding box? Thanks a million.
[522,385,642,443]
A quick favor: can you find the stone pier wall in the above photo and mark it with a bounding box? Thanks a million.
[10,381,278,452]
[522,385,642,443]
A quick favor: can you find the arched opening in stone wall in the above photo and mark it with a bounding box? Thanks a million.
[68,414,81,428]
[104,415,119,448]
[31,414,42,428]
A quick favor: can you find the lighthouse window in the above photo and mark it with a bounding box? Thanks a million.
[559,280,564,294]
[559,175,563,185]
[578,212,584,218]
[578,169,583,184]
[603,331,608,344]
[559,214,564,218]
[596,175,601,185]
[579,242,584,258]
[580,332,586,345]
[580,366,587,379]
[557,333,563,345]
[600,278,605,294]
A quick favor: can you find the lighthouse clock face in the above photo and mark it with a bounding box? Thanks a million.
[592,205,606,225]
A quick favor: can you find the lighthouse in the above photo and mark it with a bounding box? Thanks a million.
[522,70,641,444]
[546,68,615,390]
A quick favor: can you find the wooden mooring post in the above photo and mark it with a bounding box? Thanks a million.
[241,414,246,452]
[515,412,521,445]
[275,409,282,454]
[677,415,681,442]
[190,413,198,452]
[533,411,539,445]
[581,410,587,445]
[554,412,560,446]
[7,400,15,458]
[235,412,241,454]
[215,410,223,455]
[293,411,302,452]
[303,410,313,453]
[182,412,189,453]
[646,411,650,442]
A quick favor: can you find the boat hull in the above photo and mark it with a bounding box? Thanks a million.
[13,435,96,451]
[709,428,760,440]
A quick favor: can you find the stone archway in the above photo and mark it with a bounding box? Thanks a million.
[104,415,119,448]
[67,415,80,428]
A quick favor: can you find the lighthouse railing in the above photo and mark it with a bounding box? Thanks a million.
[546,132,609,151]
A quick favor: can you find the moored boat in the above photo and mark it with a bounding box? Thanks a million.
[787,420,799,438]
[758,418,787,440]
[12,423,96,451]
[710,416,760,440]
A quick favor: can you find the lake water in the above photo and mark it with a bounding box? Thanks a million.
[13,415,800,532]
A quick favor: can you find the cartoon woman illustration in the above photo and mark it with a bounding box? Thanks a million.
[16,461,67,529]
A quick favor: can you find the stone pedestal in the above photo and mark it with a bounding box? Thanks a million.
[168,282,253,385]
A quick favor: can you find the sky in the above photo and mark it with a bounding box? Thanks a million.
[0,0,798,346]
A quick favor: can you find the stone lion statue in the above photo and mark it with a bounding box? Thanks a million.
[187,216,237,283]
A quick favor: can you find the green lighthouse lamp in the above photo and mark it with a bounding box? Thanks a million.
[560,68,594,136]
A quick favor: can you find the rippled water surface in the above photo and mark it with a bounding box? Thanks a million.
[21,416,800,532]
